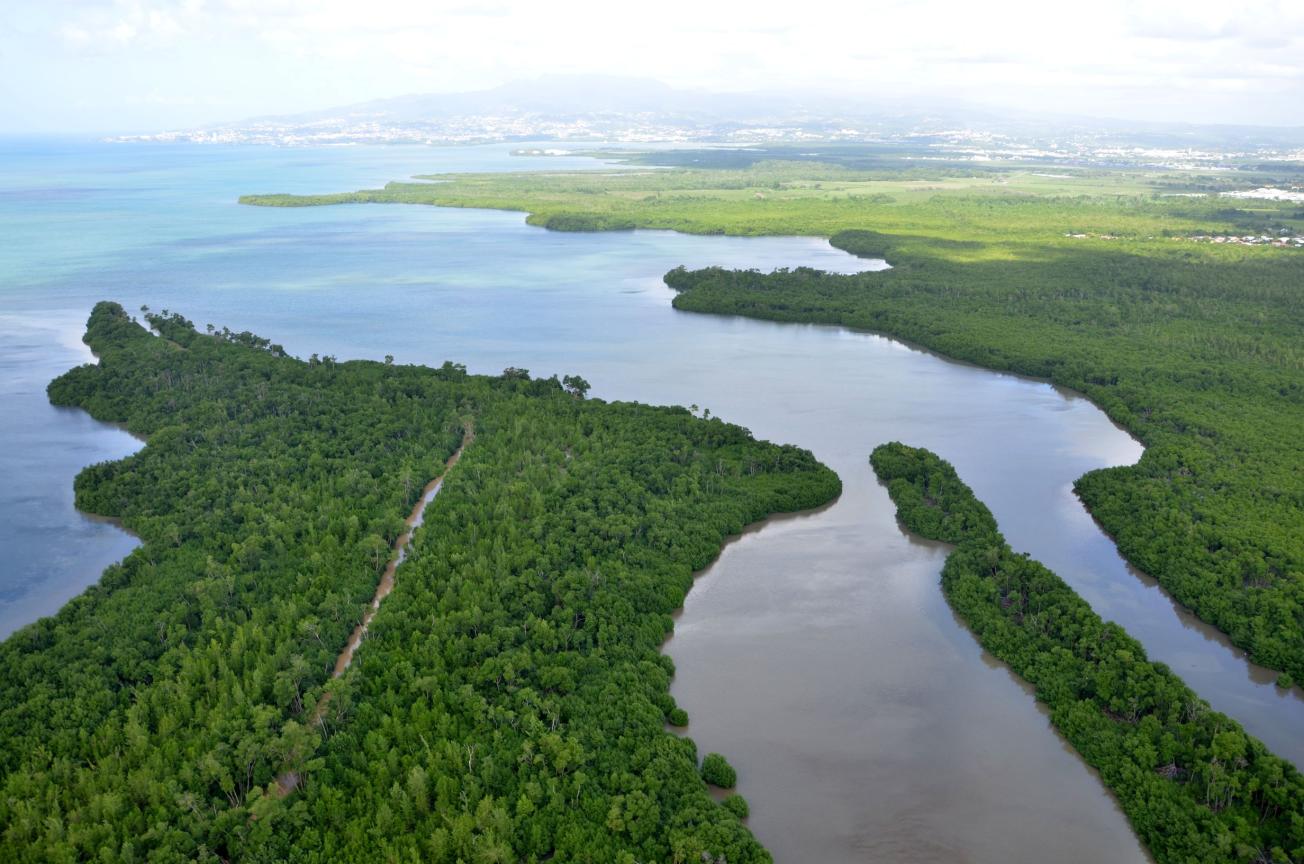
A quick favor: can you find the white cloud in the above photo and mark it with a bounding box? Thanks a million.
[7,0,1304,130]
[56,0,197,52]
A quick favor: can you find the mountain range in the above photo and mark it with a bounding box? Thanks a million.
[112,74,1304,154]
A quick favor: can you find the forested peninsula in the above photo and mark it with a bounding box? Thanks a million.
[0,302,838,862]
[241,160,1304,683]
[870,443,1303,864]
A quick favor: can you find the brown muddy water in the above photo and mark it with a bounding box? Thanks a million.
[667,469,1149,863]
[659,375,1154,862]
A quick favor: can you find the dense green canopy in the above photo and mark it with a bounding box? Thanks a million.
[0,302,839,862]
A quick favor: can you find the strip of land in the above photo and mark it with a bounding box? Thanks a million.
[870,442,1303,864]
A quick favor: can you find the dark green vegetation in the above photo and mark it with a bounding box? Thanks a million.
[668,229,1304,683]
[0,302,838,863]
[871,443,1304,864]
[722,794,749,820]
[700,753,737,789]
[242,158,1304,683]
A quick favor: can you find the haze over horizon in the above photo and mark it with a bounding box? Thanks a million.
[3,0,1303,135]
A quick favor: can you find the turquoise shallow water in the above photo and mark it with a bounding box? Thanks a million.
[0,138,876,636]
[0,138,1298,863]
[0,139,608,634]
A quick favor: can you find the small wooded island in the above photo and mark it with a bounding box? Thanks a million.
[0,302,836,862]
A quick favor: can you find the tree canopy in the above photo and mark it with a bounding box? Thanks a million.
[0,302,840,862]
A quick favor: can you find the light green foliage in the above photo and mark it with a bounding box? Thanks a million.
[871,442,1304,864]
[239,158,1304,242]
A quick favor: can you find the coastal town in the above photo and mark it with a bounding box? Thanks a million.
[1065,230,1304,248]
[1184,233,1304,248]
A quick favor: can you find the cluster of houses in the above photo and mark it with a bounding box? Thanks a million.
[1182,234,1304,248]
[1220,187,1304,203]
[1062,232,1303,249]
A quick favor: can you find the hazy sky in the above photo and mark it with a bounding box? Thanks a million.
[3,0,1302,133]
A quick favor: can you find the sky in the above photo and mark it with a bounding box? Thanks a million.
[2,0,1302,133]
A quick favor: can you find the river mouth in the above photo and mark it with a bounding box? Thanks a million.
[665,449,1154,863]
[3,140,1301,863]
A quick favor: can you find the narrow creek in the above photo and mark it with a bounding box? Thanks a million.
[330,429,471,679]
[275,426,472,797]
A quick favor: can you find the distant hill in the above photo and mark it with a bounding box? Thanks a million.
[226,74,944,129]
[110,74,1304,154]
